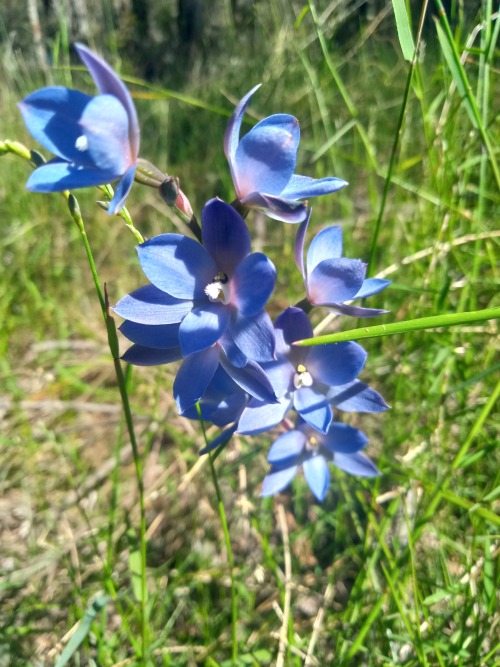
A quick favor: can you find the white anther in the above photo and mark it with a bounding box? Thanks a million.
[75,135,89,151]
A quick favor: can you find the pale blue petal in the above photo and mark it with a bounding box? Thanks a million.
[80,94,131,174]
[306,226,343,273]
[26,159,120,192]
[354,278,391,299]
[267,430,305,464]
[220,357,277,404]
[240,192,307,223]
[231,252,276,317]
[322,422,368,454]
[261,465,298,496]
[224,85,261,166]
[108,164,136,214]
[112,284,193,325]
[333,451,380,477]
[174,346,220,414]
[328,303,389,318]
[201,198,250,274]
[237,395,290,435]
[229,310,275,362]
[307,258,366,305]
[303,455,330,501]
[179,303,230,356]
[137,234,216,300]
[306,341,367,386]
[329,381,390,413]
[218,333,248,368]
[293,387,332,433]
[280,174,347,200]
[293,211,311,278]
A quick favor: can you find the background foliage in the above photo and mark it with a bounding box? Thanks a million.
[0,1,498,665]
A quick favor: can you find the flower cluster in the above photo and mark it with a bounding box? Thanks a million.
[20,46,390,501]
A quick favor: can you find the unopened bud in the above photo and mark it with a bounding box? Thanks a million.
[135,158,167,188]
[159,176,180,206]
[174,189,193,219]
[30,149,46,167]
[97,200,110,211]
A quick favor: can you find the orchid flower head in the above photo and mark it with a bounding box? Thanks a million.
[294,211,391,317]
[261,419,380,501]
[18,43,139,214]
[224,86,347,223]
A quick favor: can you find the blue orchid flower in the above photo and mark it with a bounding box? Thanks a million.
[294,212,391,317]
[261,420,380,501]
[18,43,139,214]
[237,307,388,436]
[224,86,347,223]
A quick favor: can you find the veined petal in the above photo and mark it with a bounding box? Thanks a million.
[234,114,299,197]
[221,357,277,404]
[306,341,367,386]
[280,174,347,200]
[240,192,307,223]
[328,303,389,318]
[307,258,366,305]
[333,451,380,477]
[293,387,332,434]
[81,94,131,174]
[201,198,250,274]
[137,234,216,300]
[306,226,343,273]
[231,252,276,317]
[18,87,94,163]
[237,395,290,435]
[354,278,391,299]
[108,164,136,214]
[179,303,230,356]
[26,159,121,192]
[261,465,298,496]
[119,320,180,349]
[122,344,182,366]
[218,333,248,368]
[112,284,193,325]
[267,430,305,464]
[174,346,220,414]
[75,43,139,157]
[303,456,330,501]
[322,422,368,454]
[329,381,390,413]
[229,310,275,363]
[224,84,261,166]
[293,210,311,278]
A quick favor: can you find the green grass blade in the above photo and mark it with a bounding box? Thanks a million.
[55,595,110,667]
[296,307,500,346]
[391,0,415,60]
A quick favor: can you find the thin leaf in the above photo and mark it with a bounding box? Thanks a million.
[391,0,415,60]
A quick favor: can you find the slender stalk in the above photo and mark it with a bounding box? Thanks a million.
[196,404,238,663]
[367,0,429,275]
[68,195,149,664]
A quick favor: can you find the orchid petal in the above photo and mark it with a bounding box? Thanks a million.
[240,192,307,223]
[306,226,343,273]
[328,303,389,318]
[174,346,220,414]
[26,159,121,192]
[274,307,313,348]
[201,198,251,274]
[267,430,305,464]
[231,252,276,317]
[179,303,230,356]
[122,344,182,366]
[229,310,275,362]
[293,387,332,433]
[354,278,391,299]
[293,210,311,278]
[329,381,390,413]
[280,174,347,199]
[224,84,261,166]
[303,456,330,501]
[108,164,136,214]
[119,320,180,349]
[261,465,298,496]
[80,94,131,174]
[237,395,290,435]
[306,341,367,386]
[307,258,366,305]
[333,451,380,477]
[322,422,368,454]
[113,284,192,325]
[200,424,238,454]
[218,333,248,368]
[137,234,215,300]
[221,357,277,404]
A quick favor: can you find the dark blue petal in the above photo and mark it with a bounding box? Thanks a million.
[267,430,305,464]
[274,307,313,349]
[229,310,275,362]
[240,192,307,223]
[75,43,140,158]
[119,320,180,349]
[81,94,131,174]
[293,387,332,433]
[113,284,193,325]
[329,381,390,413]
[306,226,343,273]
[220,357,277,404]
[174,346,220,414]
[237,395,290,435]
[200,424,238,455]
[307,258,366,305]
[293,210,311,278]
[108,164,136,214]
[303,455,330,501]
[354,278,391,299]
[322,422,368,454]
[26,159,120,192]
[333,451,380,477]
[218,333,248,368]
[18,87,94,163]
[234,114,299,198]
[121,344,182,366]
[201,198,250,275]
[280,174,348,200]
[137,234,216,300]
[224,85,261,168]
[232,252,276,317]
[261,465,298,496]
[306,341,367,386]
[179,303,230,356]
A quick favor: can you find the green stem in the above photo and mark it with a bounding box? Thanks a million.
[367,0,429,275]
[296,307,500,346]
[68,195,149,664]
[196,405,238,662]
